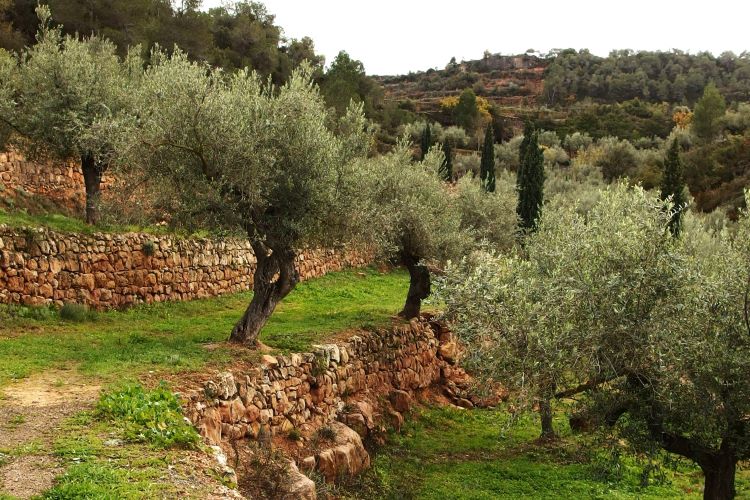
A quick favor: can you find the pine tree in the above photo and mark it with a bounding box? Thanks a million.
[480,124,495,192]
[440,141,453,182]
[661,138,687,237]
[517,131,545,231]
[692,82,726,142]
[517,121,535,190]
[420,123,432,161]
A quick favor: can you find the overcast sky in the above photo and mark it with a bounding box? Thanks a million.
[202,0,750,76]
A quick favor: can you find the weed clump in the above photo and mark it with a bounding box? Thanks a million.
[317,425,337,442]
[95,383,199,449]
[287,428,302,441]
[42,461,124,499]
[0,304,56,321]
[142,240,156,256]
[60,303,97,322]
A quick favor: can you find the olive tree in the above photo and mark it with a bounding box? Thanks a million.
[439,184,674,438]
[106,51,368,346]
[354,141,469,318]
[0,6,137,223]
[437,184,750,498]
[454,173,518,252]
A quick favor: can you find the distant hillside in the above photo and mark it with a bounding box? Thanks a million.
[377,49,750,115]
[375,53,548,116]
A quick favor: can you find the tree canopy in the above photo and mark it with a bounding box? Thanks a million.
[0,6,137,223]
[438,184,750,498]
[543,49,750,106]
[102,50,369,345]
[353,141,469,318]
[693,82,727,141]
[0,0,324,83]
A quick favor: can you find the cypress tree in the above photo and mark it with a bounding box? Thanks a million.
[517,121,535,190]
[440,141,453,182]
[661,138,687,237]
[420,123,432,161]
[517,131,545,231]
[480,124,495,192]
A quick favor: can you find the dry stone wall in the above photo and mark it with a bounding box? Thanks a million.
[0,225,370,309]
[182,318,466,488]
[0,150,87,214]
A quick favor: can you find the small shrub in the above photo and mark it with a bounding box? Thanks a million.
[317,425,337,442]
[59,303,96,322]
[142,240,156,256]
[21,227,40,247]
[95,383,199,449]
[237,444,290,499]
[310,353,329,377]
[341,403,357,414]
[287,428,302,441]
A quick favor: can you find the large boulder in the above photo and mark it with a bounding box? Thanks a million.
[205,372,237,399]
[280,461,316,500]
[389,389,412,413]
[315,421,370,482]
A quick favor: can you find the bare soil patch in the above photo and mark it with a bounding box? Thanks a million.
[0,370,100,498]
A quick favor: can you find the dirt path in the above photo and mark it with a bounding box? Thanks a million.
[0,370,101,499]
[0,370,245,499]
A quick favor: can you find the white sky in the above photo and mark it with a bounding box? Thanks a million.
[202,0,750,76]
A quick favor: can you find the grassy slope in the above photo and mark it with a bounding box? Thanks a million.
[0,268,408,387]
[0,209,94,234]
[349,407,750,499]
[0,207,204,236]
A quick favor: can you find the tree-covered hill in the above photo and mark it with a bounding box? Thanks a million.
[543,49,750,106]
[0,0,323,83]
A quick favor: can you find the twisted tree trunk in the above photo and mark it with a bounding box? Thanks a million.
[539,397,555,439]
[701,453,736,500]
[229,242,299,347]
[399,253,431,319]
[81,152,106,225]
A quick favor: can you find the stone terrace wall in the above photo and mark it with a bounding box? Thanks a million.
[0,150,86,214]
[184,317,460,445]
[0,225,371,309]
[182,318,464,487]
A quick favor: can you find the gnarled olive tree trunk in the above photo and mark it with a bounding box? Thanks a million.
[539,398,555,439]
[642,398,740,500]
[399,253,430,319]
[229,242,299,347]
[701,452,737,500]
[81,152,106,225]
[538,382,557,440]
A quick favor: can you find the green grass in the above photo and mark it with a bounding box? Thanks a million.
[42,411,188,499]
[0,268,407,386]
[0,206,213,238]
[343,406,750,499]
[0,208,94,234]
